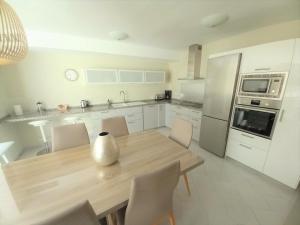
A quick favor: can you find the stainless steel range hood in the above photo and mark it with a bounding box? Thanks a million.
[178,44,203,80]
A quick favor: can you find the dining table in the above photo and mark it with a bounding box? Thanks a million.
[0,130,204,225]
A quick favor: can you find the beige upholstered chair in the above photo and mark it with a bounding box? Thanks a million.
[102,116,129,137]
[34,201,100,225]
[117,161,180,225]
[51,123,90,152]
[169,118,193,195]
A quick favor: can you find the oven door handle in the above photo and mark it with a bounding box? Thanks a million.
[234,105,278,114]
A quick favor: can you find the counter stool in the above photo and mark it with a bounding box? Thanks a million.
[63,116,80,124]
[28,120,50,155]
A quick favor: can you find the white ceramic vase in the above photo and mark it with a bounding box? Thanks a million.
[92,132,120,166]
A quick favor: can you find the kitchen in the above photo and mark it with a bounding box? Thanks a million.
[0,1,300,225]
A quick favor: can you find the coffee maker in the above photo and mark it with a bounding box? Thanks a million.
[165,90,172,100]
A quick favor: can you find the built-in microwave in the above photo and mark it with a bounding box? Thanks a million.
[238,72,288,99]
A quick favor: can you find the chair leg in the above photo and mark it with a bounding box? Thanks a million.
[183,173,191,195]
[168,211,176,225]
[107,213,117,225]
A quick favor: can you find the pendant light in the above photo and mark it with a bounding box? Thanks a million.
[0,0,27,65]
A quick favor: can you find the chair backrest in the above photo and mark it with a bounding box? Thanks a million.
[102,116,129,137]
[124,161,180,225]
[51,123,90,152]
[169,118,193,148]
[34,201,99,225]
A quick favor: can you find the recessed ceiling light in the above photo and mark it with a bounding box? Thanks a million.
[109,31,129,41]
[201,13,229,28]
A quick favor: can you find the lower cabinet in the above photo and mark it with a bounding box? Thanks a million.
[122,107,143,134]
[158,104,166,127]
[44,104,202,146]
[78,107,144,141]
[165,104,176,128]
[226,129,271,172]
[143,104,159,130]
[127,119,143,133]
[165,104,202,141]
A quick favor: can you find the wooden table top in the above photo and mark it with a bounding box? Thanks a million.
[0,130,204,225]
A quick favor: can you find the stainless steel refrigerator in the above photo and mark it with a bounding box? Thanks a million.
[200,53,242,157]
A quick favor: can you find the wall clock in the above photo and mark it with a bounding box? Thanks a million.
[65,69,79,81]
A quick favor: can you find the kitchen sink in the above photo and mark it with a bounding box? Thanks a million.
[112,101,147,108]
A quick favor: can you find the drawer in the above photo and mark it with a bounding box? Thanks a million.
[188,109,202,119]
[169,105,178,113]
[226,138,268,171]
[122,106,143,115]
[228,128,270,151]
[174,105,189,114]
[190,117,201,127]
[127,119,143,133]
[126,113,143,121]
[95,110,116,119]
[175,113,189,121]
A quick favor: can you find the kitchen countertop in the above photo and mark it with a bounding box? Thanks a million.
[3,99,203,123]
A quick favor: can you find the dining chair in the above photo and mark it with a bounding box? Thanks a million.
[169,117,193,195]
[51,123,90,152]
[117,161,180,225]
[28,120,50,155]
[34,201,100,225]
[102,116,129,137]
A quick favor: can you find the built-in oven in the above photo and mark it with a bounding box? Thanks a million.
[231,105,278,139]
[238,72,287,99]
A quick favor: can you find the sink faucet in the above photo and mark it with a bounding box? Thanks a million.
[120,90,126,103]
[107,99,112,106]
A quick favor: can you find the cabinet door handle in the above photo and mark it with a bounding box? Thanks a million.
[255,67,271,71]
[127,121,135,124]
[101,111,109,114]
[240,144,252,150]
[279,109,285,122]
[127,114,135,117]
[241,133,254,139]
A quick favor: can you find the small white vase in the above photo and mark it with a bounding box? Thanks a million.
[92,132,120,166]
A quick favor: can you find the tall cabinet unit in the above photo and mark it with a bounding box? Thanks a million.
[263,39,300,189]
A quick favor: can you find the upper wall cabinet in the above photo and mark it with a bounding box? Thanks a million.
[240,39,295,73]
[85,69,165,84]
[119,70,144,83]
[85,69,118,84]
[144,71,165,83]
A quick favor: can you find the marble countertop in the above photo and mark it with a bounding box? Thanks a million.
[3,99,203,123]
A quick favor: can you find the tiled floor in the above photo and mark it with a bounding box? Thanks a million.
[158,128,300,225]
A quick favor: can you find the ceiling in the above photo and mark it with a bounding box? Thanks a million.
[7,0,300,50]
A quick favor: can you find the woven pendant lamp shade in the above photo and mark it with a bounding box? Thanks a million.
[0,0,27,65]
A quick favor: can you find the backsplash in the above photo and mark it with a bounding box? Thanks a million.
[180,80,205,103]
